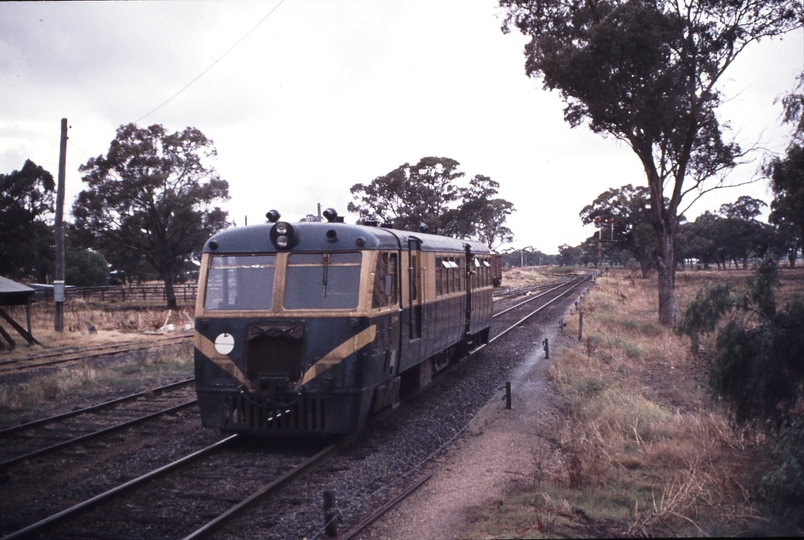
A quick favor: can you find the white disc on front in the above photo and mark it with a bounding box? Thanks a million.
[214,332,235,355]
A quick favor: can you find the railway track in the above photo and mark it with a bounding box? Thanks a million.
[0,272,595,540]
[490,273,590,343]
[0,378,197,470]
[2,435,347,540]
[491,277,572,301]
[0,334,192,374]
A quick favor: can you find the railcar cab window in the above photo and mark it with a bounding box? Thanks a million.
[204,255,276,310]
[284,252,362,310]
[372,252,398,309]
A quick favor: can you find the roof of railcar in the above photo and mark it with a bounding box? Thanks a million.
[202,222,490,255]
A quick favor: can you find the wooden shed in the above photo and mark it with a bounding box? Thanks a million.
[0,276,40,349]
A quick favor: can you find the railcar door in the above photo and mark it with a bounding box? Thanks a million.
[464,243,473,340]
[407,238,423,341]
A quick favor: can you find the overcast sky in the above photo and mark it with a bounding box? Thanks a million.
[2,0,802,253]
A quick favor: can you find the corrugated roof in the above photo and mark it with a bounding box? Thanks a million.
[0,276,35,294]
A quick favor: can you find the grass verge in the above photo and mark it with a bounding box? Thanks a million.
[465,268,804,538]
[0,340,194,428]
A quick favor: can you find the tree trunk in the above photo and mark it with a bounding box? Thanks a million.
[639,258,651,279]
[656,229,680,325]
[163,273,177,309]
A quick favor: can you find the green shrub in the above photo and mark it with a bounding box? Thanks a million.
[762,417,804,504]
[66,249,109,286]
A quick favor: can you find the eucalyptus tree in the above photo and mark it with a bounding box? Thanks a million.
[499,0,803,324]
[718,196,771,269]
[0,160,55,281]
[769,145,804,267]
[73,124,230,308]
[580,184,659,277]
[348,157,516,248]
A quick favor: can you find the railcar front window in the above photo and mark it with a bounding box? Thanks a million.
[284,252,362,310]
[204,255,276,311]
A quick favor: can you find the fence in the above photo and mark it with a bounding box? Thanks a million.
[33,283,198,304]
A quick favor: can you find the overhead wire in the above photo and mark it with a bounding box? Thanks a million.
[132,0,289,124]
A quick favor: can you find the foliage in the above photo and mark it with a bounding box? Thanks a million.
[499,247,557,267]
[678,212,718,269]
[719,196,766,222]
[73,124,230,307]
[65,249,109,287]
[454,175,516,249]
[580,184,658,275]
[768,144,804,267]
[499,0,803,324]
[557,243,583,266]
[716,197,775,269]
[348,157,515,248]
[678,204,775,270]
[679,255,804,425]
[676,282,732,353]
[0,160,55,282]
[780,72,804,145]
[762,417,804,505]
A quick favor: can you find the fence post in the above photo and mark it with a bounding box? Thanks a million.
[323,491,337,537]
[578,311,583,342]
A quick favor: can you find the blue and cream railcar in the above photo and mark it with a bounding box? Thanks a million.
[194,211,494,436]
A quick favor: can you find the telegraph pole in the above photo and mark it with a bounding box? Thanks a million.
[54,118,67,332]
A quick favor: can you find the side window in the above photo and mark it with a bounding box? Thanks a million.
[435,254,467,295]
[372,252,398,309]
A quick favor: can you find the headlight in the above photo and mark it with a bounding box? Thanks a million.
[270,221,299,249]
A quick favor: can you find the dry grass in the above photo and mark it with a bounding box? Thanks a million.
[0,298,195,426]
[0,340,194,426]
[500,267,559,289]
[468,267,798,538]
[0,299,194,355]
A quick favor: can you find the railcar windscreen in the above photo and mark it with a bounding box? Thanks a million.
[284,252,362,309]
[204,254,276,310]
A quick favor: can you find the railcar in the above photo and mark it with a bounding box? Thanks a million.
[194,210,494,436]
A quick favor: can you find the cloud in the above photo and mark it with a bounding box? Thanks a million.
[1,1,801,253]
